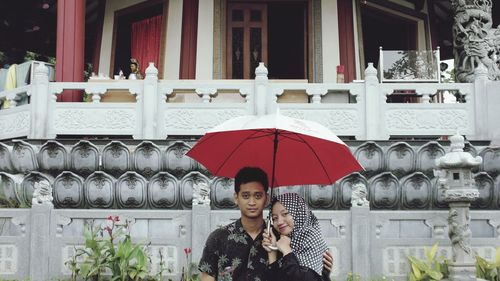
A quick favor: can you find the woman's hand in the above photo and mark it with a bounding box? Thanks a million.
[276,235,292,256]
[262,229,277,253]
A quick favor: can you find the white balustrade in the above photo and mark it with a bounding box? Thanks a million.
[0,62,498,141]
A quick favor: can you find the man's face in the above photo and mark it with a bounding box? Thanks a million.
[234,181,267,219]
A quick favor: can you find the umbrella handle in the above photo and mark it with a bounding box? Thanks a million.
[266,219,278,251]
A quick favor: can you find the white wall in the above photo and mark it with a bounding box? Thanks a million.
[195,0,214,79]
[321,0,341,83]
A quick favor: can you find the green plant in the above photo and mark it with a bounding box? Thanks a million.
[181,247,199,281]
[66,216,154,281]
[408,243,449,281]
[476,247,500,281]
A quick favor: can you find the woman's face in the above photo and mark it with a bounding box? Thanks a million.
[272,202,294,236]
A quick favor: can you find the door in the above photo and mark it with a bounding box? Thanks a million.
[227,3,268,79]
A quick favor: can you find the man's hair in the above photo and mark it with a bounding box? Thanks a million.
[234,167,269,193]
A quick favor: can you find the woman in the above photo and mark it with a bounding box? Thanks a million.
[263,193,330,281]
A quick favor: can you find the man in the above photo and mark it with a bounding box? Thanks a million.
[199,167,333,281]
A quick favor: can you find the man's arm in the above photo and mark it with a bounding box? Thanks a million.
[200,272,216,281]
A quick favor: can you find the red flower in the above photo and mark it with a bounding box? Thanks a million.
[114,216,120,222]
[184,247,192,255]
[107,215,113,221]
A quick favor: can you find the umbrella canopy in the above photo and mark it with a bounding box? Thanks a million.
[187,112,363,188]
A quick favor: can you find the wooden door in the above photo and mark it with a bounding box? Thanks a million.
[227,3,268,79]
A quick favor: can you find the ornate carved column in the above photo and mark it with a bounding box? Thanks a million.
[434,134,482,281]
[452,0,500,82]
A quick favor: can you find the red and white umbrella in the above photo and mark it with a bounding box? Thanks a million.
[187,112,363,189]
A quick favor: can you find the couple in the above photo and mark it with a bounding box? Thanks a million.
[199,167,332,281]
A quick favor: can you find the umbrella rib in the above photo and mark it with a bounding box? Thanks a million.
[294,133,334,183]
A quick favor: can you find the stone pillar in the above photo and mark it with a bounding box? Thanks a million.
[351,205,371,280]
[30,63,50,139]
[29,182,54,281]
[364,63,386,140]
[254,63,271,115]
[435,134,482,281]
[143,63,159,139]
[56,0,86,101]
[191,183,211,264]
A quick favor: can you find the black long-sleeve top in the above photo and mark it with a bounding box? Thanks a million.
[264,252,331,281]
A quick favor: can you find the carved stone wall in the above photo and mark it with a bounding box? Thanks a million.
[0,139,498,210]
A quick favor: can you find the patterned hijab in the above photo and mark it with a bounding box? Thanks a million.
[273,193,327,276]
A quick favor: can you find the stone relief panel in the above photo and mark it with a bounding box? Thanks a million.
[385,110,468,132]
[20,171,54,207]
[0,110,29,137]
[211,177,236,209]
[0,143,13,172]
[0,244,18,274]
[70,140,100,177]
[53,171,85,208]
[163,109,245,132]
[305,183,336,209]
[10,140,38,173]
[432,177,448,209]
[164,141,197,178]
[385,142,415,177]
[54,108,136,131]
[354,142,384,176]
[179,172,210,209]
[480,147,500,177]
[102,141,131,178]
[0,172,23,205]
[134,141,162,179]
[148,172,179,209]
[471,172,494,209]
[400,172,431,209]
[369,172,400,209]
[416,141,445,176]
[281,109,360,135]
[116,172,148,209]
[337,173,368,209]
[38,140,68,176]
[85,171,115,208]
[274,185,304,198]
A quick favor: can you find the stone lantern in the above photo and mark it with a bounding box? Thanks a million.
[434,134,482,281]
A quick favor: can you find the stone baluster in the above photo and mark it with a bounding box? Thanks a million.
[434,133,482,281]
[191,182,211,264]
[364,63,387,139]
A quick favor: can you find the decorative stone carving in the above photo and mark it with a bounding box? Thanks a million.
[385,110,468,132]
[164,141,197,178]
[32,181,53,206]
[479,147,500,177]
[451,0,500,82]
[21,171,54,207]
[306,183,336,209]
[416,141,445,176]
[148,172,179,209]
[354,142,384,176]
[192,182,211,205]
[70,140,100,177]
[53,171,85,208]
[0,172,23,205]
[385,142,415,177]
[424,217,448,239]
[38,140,68,175]
[163,109,245,132]
[211,177,236,209]
[85,171,115,208]
[471,172,494,209]
[432,177,448,209]
[0,142,13,172]
[134,141,162,178]
[368,172,400,209]
[281,109,360,134]
[401,172,431,209]
[179,172,210,209]
[350,182,369,207]
[464,142,477,157]
[54,109,136,131]
[274,185,304,198]
[102,141,131,178]
[338,173,368,209]
[11,140,38,173]
[0,111,30,137]
[116,172,147,208]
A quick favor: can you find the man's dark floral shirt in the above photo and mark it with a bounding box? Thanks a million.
[199,219,268,281]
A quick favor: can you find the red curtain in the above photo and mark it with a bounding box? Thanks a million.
[131,14,162,75]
